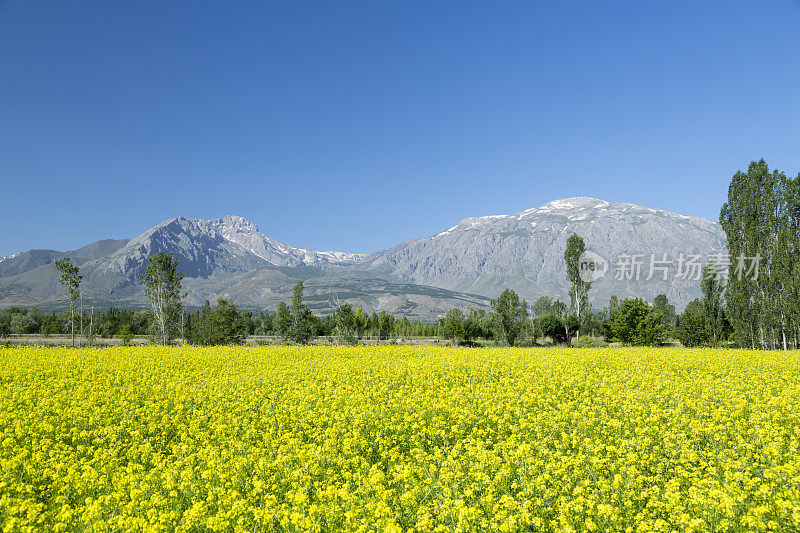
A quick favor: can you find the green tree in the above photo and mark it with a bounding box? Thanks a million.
[675,299,709,347]
[441,308,464,345]
[537,314,567,345]
[119,324,133,346]
[490,288,528,346]
[141,251,185,345]
[191,298,247,346]
[397,315,411,337]
[288,282,313,344]
[378,311,394,340]
[40,313,62,337]
[564,234,591,340]
[720,160,799,349]
[551,300,568,319]
[532,296,554,318]
[564,313,580,345]
[652,294,677,333]
[10,313,37,335]
[607,298,665,346]
[0,313,10,338]
[333,303,357,345]
[54,257,82,347]
[608,295,619,316]
[463,308,489,341]
[354,305,368,340]
[700,262,727,346]
[274,302,292,339]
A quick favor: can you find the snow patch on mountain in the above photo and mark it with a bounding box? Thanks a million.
[200,215,365,267]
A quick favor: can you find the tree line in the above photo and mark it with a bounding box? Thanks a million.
[0,258,437,345]
[720,159,799,349]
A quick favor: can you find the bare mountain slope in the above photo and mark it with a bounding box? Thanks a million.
[0,216,483,319]
[355,197,726,309]
[0,239,129,278]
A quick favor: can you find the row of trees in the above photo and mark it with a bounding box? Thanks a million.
[0,293,441,347]
[0,283,723,348]
[436,228,742,347]
[720,159,799,350]
[437,290,674,347]
[270,282,438,345]
[41,228,685,348]
[7,253,438,345]
[0,306,147,343]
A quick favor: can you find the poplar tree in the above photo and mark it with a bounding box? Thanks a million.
[288,282,313,344]
[700,262,726,346]
[274,302,292,338]
[565,234,591,340]
[720,160,799,349]
[141,251,185,345]
[333,303,356,344]
[54,258,82,348]
[652,294,676,332]
[441,308,464,346]
[354,305,368,340]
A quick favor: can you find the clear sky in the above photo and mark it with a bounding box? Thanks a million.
[1,1,799,256]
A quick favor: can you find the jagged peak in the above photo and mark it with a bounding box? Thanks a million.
[209,215,260,232]
[103,214,363,269]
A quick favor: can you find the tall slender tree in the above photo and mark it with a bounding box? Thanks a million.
[652,294,676,333]
[354,305,368,340]
[54,258,82,348]
[441,308,464,346]
[288,282,313,344]
[333,303,356,344]
[274,302,292,338]
[700,262,726,346]
[565,233,591,340]
[141,251,185,345]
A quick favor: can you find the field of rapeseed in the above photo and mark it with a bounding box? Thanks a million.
[1,346,799,532]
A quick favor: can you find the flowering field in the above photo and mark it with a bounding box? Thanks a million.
[1,346,799,532]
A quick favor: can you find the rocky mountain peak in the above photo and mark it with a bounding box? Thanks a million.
[212,215,260,234]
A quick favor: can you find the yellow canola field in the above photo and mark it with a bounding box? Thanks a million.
[1,346,800,532]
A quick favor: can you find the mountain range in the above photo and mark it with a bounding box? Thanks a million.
[0,197,726,320]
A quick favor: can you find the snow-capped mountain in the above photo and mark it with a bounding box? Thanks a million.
[90,215,365,283]
[357,197,726,308]
[0,200,728,315]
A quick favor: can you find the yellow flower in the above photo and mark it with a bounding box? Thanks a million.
[1,345,799,531]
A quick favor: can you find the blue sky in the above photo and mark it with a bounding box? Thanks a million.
[1,1,799,256]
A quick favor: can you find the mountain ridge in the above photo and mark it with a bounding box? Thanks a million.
[353,196,726,309]
[0,198,727,318]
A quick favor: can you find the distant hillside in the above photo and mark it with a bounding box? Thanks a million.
[0,239,129,278]
[0,216,484,319]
